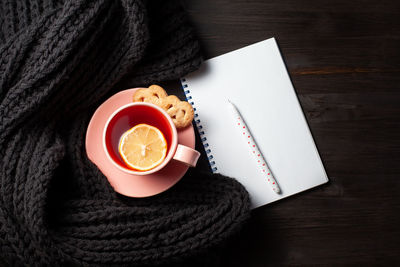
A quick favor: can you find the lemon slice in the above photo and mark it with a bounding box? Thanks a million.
[118,124,167,171]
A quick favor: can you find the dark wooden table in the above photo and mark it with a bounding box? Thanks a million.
[179,0,400,265]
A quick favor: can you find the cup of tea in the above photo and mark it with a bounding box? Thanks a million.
[103,102,200,175]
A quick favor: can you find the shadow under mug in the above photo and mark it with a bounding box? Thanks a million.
[103,102,200,175]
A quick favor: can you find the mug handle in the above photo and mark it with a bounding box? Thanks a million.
[173,144,201,167]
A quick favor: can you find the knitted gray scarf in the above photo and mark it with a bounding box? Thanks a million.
[0,0,250,266]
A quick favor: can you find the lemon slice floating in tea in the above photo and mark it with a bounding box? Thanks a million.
[118,124,167,171]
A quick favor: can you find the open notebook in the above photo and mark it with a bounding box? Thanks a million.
[180,37,328,209]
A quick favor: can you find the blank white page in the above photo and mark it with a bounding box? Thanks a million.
[181,37,328,209]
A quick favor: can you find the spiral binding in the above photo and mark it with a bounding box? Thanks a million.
[181,78,217,173]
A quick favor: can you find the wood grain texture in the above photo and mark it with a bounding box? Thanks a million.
[180,0,400,265]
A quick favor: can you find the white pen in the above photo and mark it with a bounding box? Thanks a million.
[228,99,281,194]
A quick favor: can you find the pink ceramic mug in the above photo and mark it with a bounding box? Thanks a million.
[103,102,200,175]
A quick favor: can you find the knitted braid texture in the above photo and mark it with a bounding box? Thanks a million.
[0,0,250,266]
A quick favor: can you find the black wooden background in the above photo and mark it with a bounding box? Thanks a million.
[176,0,400,265]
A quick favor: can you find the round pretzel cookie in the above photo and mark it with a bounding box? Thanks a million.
[160,95,194,128]
[132,85,167,106]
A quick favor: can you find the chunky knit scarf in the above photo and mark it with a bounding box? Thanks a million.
[0,0,250,266]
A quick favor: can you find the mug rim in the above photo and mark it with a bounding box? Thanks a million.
[102,102,178,175]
